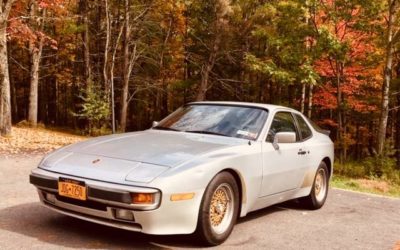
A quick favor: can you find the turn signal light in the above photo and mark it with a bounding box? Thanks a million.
[170,192,195,201]
[131,193,155,204]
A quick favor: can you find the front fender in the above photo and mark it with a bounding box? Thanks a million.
[151,142,263,219]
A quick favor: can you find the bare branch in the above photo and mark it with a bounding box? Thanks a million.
[9,56,29,72]
[3,0,15,18]
[392,29,400,44]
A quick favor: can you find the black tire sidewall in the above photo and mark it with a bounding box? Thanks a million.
[196,172,240,246]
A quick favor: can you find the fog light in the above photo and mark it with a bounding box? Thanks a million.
[115,209,134,221]
[46,193,56,203]
[131,193,155,204]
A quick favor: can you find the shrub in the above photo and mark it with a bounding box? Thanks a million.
[74,87,111,136]
[335,156,400,185]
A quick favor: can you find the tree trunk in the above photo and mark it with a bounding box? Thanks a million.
[103,0,114,133]
[109,14,124,134]
[287,84,293,106]
[28,38,43,126]
[9,40,17,121]
[82,0,91,89]
[27,3,45,127]
[11,72,17,120]
[0,0,14,136]
[195,5,224,102]
[160,18,172,118]
[196,52,218,101]
[343,107,347,162]
[300,83,306,113]
[196,64,211,101]
[355,123,361,160]
[307,84,313,118]
[120,0,131,132]
[0,21,11,136]
[196,36,219,101]
[103,0,110,93]
[377,0,397,155]
[396,91,400,168]
[337,61,344,164]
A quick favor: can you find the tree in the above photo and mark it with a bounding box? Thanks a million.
[187,0,233,101]
[244,1,319,107]
[27,0,45,126]
[377,0,400,155]
[2,0,398,169]
[310,0,383,162]
[0,0,15,136]
[120,0,131,132]
[119,0,152,132]
[79,0,91,89]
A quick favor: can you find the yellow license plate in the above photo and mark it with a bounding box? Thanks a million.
[58,177,87,201]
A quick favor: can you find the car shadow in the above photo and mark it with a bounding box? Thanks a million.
[0,201,305,249]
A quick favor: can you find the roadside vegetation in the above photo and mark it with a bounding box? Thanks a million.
[333,160,400,197]
[332,176,400,198]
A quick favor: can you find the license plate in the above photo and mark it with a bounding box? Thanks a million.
[58,177,87,201]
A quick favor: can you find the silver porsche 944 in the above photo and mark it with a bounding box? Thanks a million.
[30,101,334,246]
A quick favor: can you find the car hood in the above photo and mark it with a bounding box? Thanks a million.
[65,130,242,166]
[40,130,244,184]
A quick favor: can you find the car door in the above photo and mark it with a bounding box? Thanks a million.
[293,113,316,184]
[260,111,308,197]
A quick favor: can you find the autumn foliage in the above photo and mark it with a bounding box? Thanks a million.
[0,0,399,169]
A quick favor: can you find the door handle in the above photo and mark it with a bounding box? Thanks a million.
[298,150,307,155]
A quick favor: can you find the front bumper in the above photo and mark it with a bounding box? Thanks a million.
[30,168,205,235]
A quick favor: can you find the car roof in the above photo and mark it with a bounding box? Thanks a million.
[188,101,296,113]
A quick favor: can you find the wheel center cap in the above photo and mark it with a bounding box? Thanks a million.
[216,203,224,214]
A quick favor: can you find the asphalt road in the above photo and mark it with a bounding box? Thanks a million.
[1,156,399,250]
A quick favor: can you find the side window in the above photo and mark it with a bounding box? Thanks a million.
[294,114,312,140]
[267,112,299,142]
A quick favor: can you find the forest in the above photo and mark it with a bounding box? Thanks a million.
[0,0,399,175]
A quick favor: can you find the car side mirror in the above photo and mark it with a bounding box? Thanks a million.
[272,132,296,150]
[152,121,159,128]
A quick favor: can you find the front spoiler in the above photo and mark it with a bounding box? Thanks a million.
[38,190,143,232]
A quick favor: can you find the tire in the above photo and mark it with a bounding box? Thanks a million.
[299,161,329,210]
[195,172,240,246]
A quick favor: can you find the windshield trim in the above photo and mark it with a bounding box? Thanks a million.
[187,102,269,113]
[154,103,269,141]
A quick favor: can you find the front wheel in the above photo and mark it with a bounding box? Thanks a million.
[299,162,329,210]
[195,172,239,246]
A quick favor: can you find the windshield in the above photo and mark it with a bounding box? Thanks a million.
[154,104,268,140]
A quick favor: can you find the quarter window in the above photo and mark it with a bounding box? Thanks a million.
[294,114,312,140]
[267,112,299,142]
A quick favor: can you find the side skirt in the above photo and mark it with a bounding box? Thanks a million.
[248,187,312,213]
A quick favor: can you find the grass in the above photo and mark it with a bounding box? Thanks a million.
[331,175,400,198]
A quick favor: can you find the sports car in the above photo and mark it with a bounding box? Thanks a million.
[30,101,334,245]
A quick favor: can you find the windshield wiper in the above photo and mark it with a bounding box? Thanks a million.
[153,126,181,132]
[185,130,228,137]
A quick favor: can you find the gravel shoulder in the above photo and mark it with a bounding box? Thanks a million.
[1,155,399,250]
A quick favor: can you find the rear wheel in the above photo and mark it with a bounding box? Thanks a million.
[300,162,329,210]
[195,172,239,246]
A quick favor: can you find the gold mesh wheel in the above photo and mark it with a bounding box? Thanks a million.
[209,183,234,234]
